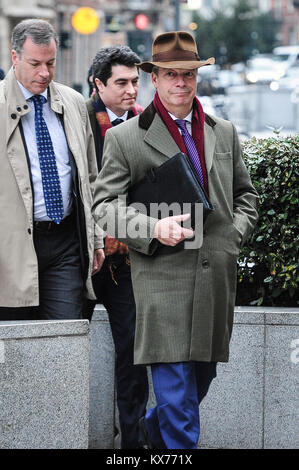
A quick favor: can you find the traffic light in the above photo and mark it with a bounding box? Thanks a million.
[135,14,150,30]
[60,31,72,49]
[127,30,152,61]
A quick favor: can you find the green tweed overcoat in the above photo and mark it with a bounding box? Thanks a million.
[92,103,258,365]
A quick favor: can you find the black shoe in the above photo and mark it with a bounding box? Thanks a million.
[139,416,155,449]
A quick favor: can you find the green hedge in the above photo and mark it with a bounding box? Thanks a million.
[236,133,299,307]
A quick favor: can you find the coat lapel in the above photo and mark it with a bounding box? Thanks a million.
[49,81,84,175]
[140,106,180,158]
[144,113,180,158]
[140,103,216,170]
[6,68,31,145]
[5,69,33,221]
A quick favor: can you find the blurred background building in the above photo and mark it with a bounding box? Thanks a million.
[0,0,298,135]
[0,0,177,92]
[0,0,298,90]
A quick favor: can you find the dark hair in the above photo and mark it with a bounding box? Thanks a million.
[92,46,141,87]
[11,19,58,57]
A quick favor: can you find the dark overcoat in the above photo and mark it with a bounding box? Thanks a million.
[92,103,258,365]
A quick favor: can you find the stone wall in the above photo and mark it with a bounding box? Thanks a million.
[198,307,299,449]
[89,306,115,449]
[90,305,299,449]
[1,306,297,449]
[133,306,299,449]
[0,319,89,449]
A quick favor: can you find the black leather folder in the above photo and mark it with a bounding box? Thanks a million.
[128,152,214,254]
[129,152,214,227]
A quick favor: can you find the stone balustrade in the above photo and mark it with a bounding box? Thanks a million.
[0,306,298,449]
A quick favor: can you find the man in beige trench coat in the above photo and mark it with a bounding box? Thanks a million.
[0,19,104,320]
[92,31,258,449]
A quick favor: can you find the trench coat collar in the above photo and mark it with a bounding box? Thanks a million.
[6,68,31,142]
[5,67,64,142]
[139,102,216,173]
[4,68,66,225]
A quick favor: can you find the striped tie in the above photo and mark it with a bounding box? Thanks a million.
[175,119,204,186]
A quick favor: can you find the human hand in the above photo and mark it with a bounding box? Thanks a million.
[153,213,194,246]
[92,248,105,275]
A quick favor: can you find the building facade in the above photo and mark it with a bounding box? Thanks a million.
[269,0,299,44]
[195,0,299,45]
[0,0,176,94]
[0,0,297,92]
[0,0,56,77]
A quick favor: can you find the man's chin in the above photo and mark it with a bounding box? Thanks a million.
[123,99,136,109]
[34,83,49,93]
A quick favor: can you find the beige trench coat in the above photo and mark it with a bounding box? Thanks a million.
[0,68,102,307]
[93,104,258,365]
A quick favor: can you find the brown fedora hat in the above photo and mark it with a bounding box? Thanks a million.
[138,31,215,73]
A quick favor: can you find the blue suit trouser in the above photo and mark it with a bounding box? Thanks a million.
[145,361,217,449]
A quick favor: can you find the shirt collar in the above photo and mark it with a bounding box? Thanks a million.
[168,110,193,123]
[106,108,128,123]
[17,80,48,102]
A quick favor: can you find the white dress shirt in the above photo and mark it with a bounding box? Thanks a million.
[169,111,193,134]
[18,81,72,221]
[106,108,128,123]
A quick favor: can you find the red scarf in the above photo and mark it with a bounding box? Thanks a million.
[153,91,208,192]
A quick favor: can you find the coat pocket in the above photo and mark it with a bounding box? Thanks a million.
[215,151,232,160]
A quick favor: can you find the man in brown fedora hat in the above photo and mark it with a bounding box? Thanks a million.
[92,31,258,449]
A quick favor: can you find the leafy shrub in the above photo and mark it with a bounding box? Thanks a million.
[236,133,299,307]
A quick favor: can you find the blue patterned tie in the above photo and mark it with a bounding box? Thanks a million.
[175,119,204,186]
[112,118,123,126]
[32,95,64,224]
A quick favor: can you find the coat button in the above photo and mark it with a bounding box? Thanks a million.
[16,106,22,112]
[23,104,28,110]
[202,259,209,268]
[11,113,17,119]
[28,228,31,234]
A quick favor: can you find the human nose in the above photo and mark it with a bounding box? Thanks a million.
[126,81,137,95]
[39,64,50,78]
[176,74,186,87]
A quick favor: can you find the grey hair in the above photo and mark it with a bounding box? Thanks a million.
[152,66,159,75]
[11,19,59,57]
